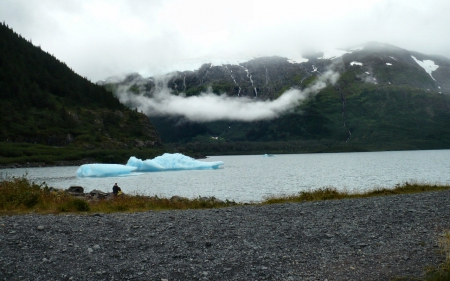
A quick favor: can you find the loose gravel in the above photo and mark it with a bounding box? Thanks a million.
[1,191,450,281]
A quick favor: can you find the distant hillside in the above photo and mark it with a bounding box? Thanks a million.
[0,22,162,165]
[103,42,450,154]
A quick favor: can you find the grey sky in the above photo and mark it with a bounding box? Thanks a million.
[2,0,450,82]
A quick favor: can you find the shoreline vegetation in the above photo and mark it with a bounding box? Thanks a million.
[1,176,450,280]
[3,176,450,215]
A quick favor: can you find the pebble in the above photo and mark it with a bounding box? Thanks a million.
[1,191,450,280]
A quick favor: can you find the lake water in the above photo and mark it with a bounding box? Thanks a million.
[2,150,450,203]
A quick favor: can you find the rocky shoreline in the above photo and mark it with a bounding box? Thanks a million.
[1,190,450,280]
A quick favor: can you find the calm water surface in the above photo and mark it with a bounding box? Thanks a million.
[2,150,450,202]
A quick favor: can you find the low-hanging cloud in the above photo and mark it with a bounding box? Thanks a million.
[2,0,450,81]
[117,69,340,122]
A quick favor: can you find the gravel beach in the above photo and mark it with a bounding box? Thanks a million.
[1,190,450,281]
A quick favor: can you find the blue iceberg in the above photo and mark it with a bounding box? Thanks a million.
[126,153,224,171]
[76,164,137,177]
[76,153,224,177]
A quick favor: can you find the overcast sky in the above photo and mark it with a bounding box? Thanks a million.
[2,0,450,82]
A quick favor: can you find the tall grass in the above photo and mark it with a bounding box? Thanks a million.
[2,175,450,215]
[0,175,237,215]
[0,175,87,214]
[262,182,450,204]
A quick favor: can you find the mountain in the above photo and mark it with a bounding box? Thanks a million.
[0,22,162,165]
[102,42,450,154]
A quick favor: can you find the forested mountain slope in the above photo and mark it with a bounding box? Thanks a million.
[0,23,162,165]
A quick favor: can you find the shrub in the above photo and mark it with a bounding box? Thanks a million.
[0,175,44,210]
[58,198,90,212]
[23,193,39,208]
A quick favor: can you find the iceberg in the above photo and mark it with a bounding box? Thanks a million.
[76,164,137,177]
[76,153,224,177]
[126,153,224,171]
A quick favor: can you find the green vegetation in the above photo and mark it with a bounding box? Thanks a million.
[0,175,237,215]
[262,182,450,204]
[0,142,166,166]
[2,176,450,215]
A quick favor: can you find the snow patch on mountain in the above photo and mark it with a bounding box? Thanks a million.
[386,63,392,66]
[350,61,363,66]
[411,56,439,81]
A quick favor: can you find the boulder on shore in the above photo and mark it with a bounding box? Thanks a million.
[67,186,84,193]
[89,189,109,199]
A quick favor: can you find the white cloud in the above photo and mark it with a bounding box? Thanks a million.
[117,68,340,122]
[1,0,450,81]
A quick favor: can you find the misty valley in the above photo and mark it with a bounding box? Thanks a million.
[3,3,450,279]
[1,22,450,166]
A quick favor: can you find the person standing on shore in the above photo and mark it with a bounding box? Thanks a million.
[112,183,121,196]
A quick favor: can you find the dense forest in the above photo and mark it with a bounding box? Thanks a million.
[0,22,162,165]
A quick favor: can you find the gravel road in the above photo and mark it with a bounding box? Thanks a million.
[1,190,450,281]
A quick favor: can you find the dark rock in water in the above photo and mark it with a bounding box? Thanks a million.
[67,186,84,193]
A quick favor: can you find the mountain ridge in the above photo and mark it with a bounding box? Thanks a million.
[102,42,450,153]
[101,42,449,97]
